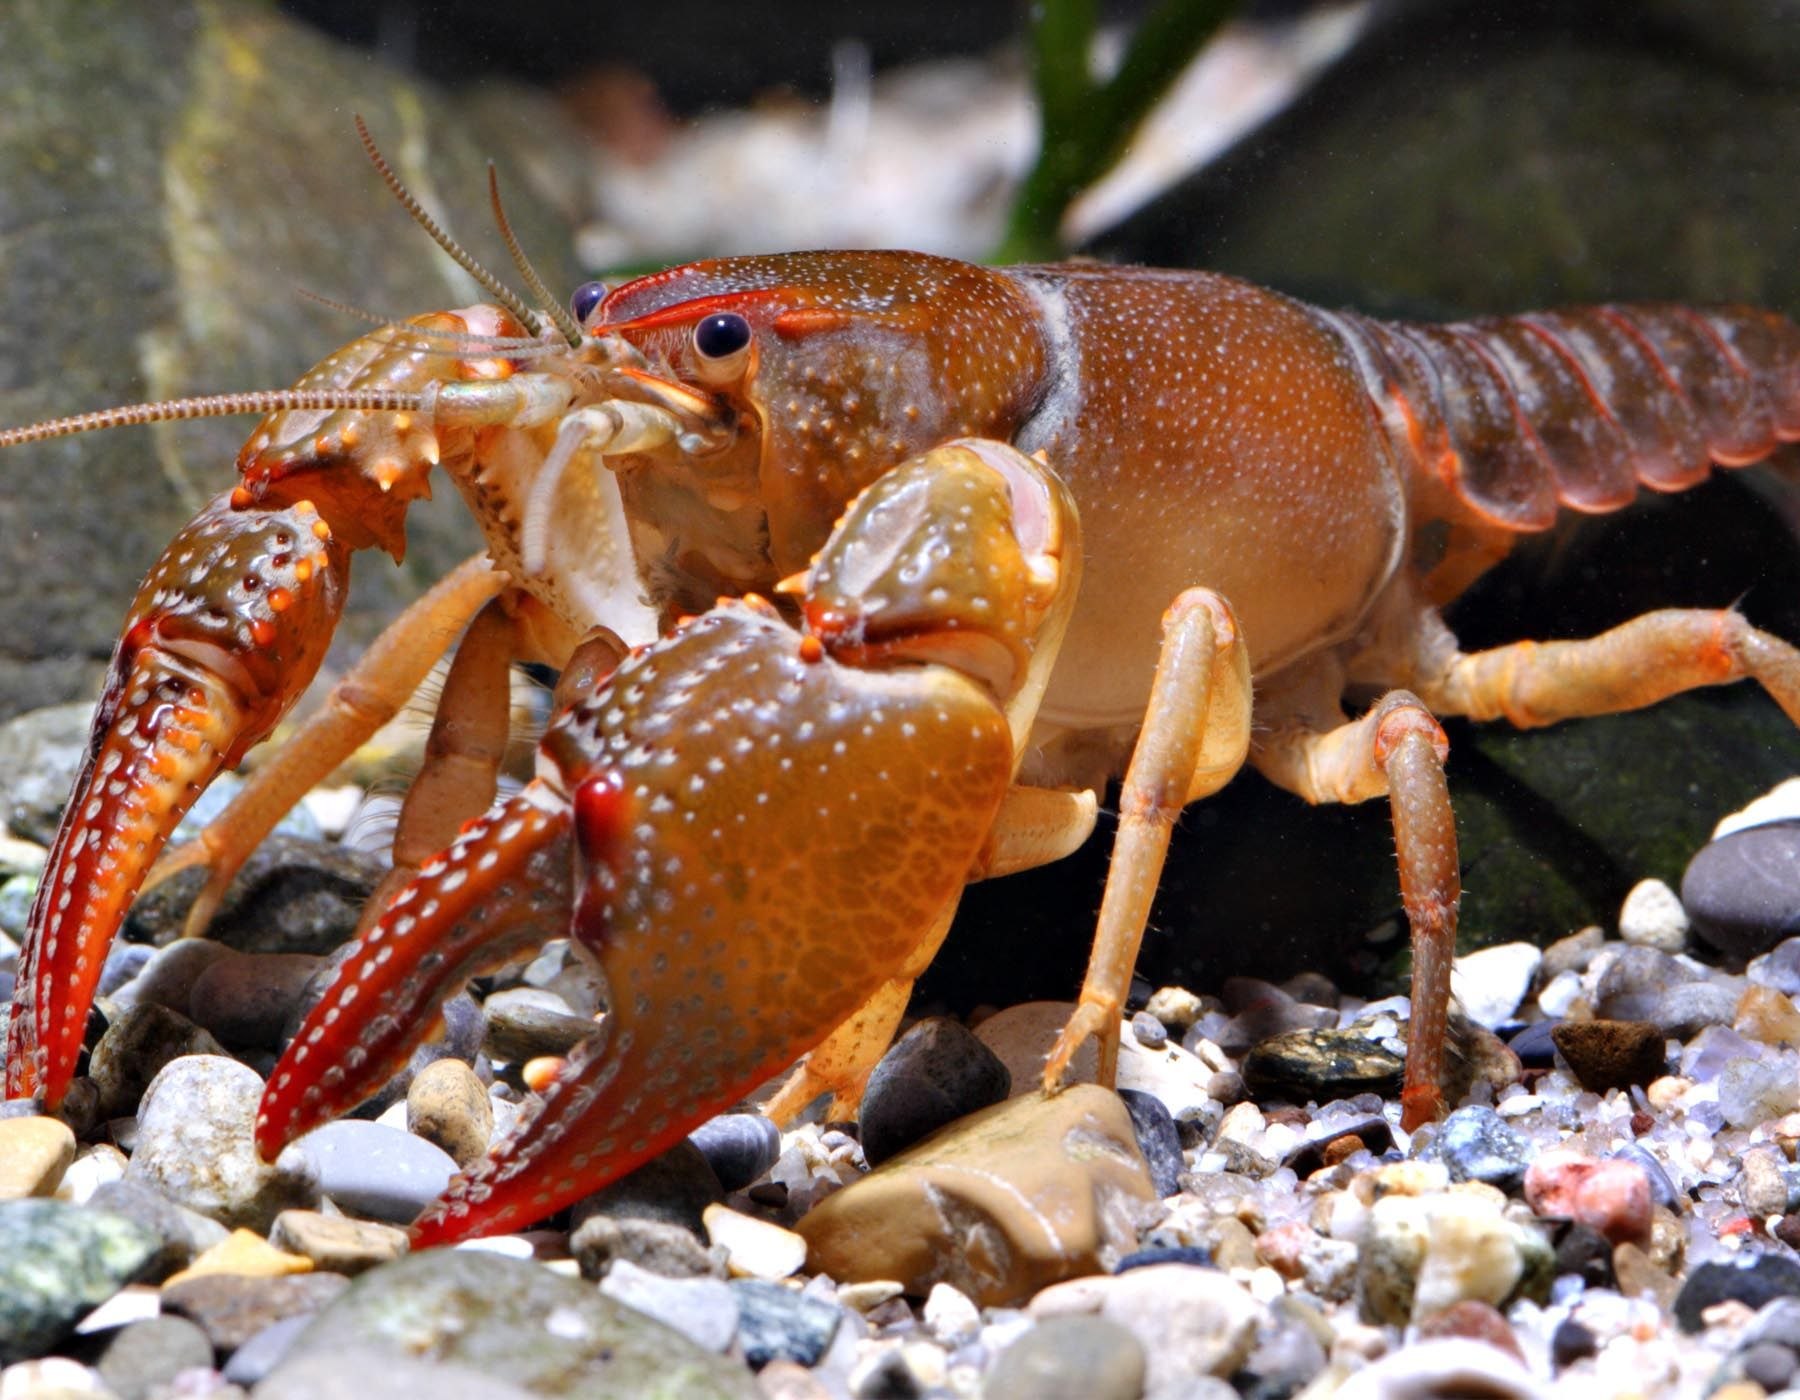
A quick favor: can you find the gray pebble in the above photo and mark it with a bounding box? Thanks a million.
[1684,821,1800,959]
[98,941,156,997]
[88,1178,230,1274]
[731,1278,842,1368]
[219,1312,314,1387]
[95,1316,215,1400]
[1129,1010,1168,1050]
[1741,1341,1798,1393]
[87,1003,227,1120]
[573,1214,722,1280]
[126,1055,318,1231]
[986,1315,1147,1400]
[598,1259,739,1351]
[1751,937,1800,995]
[482,988,599,1062]
[1421,1105,1532,1192]
[110,939,236,1016]
[292,1119,457,1224]
[1117,1088,1183,1197]
[0,1200,160,1365]
[186,950,327,1050]
[858,1017,1011,1165]
[688,1113,781,1192]
[1612,1143,1681,1213]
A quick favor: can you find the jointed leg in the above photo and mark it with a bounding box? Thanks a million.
[1253,691,1459,1130]
[1044,588,1254,1091]
[149,555,505,938]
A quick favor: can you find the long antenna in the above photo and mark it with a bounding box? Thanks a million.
[0,389,426,448]
[488,164,584,348]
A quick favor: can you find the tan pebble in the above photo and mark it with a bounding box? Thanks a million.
[161,1228,312,1286]
[1214,1101,1264,1145]
[269,1209,407,1274]
[406,1058,493,1169]
[1370,1161,1449,1199]
[1206,1216,1259,1272]
[703,1203,807,1279]
[1645,1075,1693,1111]
[1612,1241,1679,1310]
[0,1116,76,1200]
[1737,985,1800,1047]
[756,1359,831,1400]
[1709,1381,1770,1400]
[1144,986,1205,1033]
[0,1355,111,1394]
[837,1280,905,1312]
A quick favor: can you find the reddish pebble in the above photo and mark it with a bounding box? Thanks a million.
[1254,1220,1314,1279]
[1415,1299,1526,1363]
[1629,1111,1655,1137]
[1524,1150,1652,1245]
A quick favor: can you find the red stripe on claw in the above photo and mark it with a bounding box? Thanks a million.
[256,787,573,1161]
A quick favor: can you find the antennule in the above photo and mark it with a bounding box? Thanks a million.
[488,164,583,348]
[353,115,545,338]
[0,389,427,448]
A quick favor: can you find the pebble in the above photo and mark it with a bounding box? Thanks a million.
[1116,1087,1183,1197]
[55,1145,128,1206]
[126,1055,317,1231]
[1524,1150,1652,1245]
[107,938,235,1017]
[160,1270,348,1352]
[1145,985,1206,1033]
[921,1282,980,1346]
[731,1279,842,1369]
[1734,982,1800,1045]
[1030,1263,1268,1389]
[1684,820,1800,958]
[570,1139,723,1236]
[1675,1254,1800,1332]
[1128,1009,1167,1049]
[597,1258,739,1351]
[185,950,327,1050]
[268,1210,407,1275]
[163,1227,312,1286]
[984,1314,1146,1400]
[1239,1027,1404,1101]
[1418,1105,1531,1192]
[0,1356,113,1395]
[1450,941,1542,1029]
[290,1119,457,1225]
[1331,1337,1543,1399]
[0,876,32,942]
[86,1004,229,1120]
[1219,977,1337,1050]
[93,1316,214,1400]
[687,1113,782,1190]
[797,1086,1156,1306]
[1619,876,1691,952]
[858,1018,1011,1165]
[406,1058,493,1169]
[1357,1192,1547,1326]
[703,1203,807,1280]
[480,988,598,1062]
[0,1116,75,1200]
[1552,1222,1616,1288]
[1550,1018,1667,1091]
[85,1179,229,1278]
[219,1312,314,1387]
[0,1201,159,1365]
[573,1214,721,1280]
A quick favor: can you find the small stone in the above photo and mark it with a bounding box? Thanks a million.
[1738,1148,1797,1219]
[93,1316,214,1400]
[1128,1010,1167,1049]
[108,938,235,1017]
[1029,1264,1267,1388]
[1619,877,1691,952]
[0,1116,75,1199]
[796,1086,1156,1306]
[291,1119,457,1224]
[55,1145,128,1206]
[1239,1028,1404,1101]
[704,1204,807,1280]
[1524,1150,1652,1245]
[1550,1019,1667,1092]
[1418,1105,1531,1192]
[1720,1047,1800,1125]
[1327,1338,1541,1399]
[1504,1020,1560,1069]
[162,1227,313,1286]
[1356,1193,1543,1326]
[573,1214,720,1280]
[1741,1340,1798,1392]
[921,1282,980,1346]
[571,1138,723,1236]
[1676,1254,1800,1332]
[731,1279,842,1369]
[160,1271,349,1351]
[1684,821,1800,958]
[1540,925,1606,981]
[481,987,598,1062]
[1451,942,1541,1029]
[268,1210,407,1275]
[406,1058,493,1170]
[985,1314,1146,1400]
[687,1113,782,1191]
[0,1201,160,1365]
[1550,1315,1599,1368]
[597,1258,739,1351]
[1115,1088,1183,1198]
[126,1055,317,1231]
[1143,986,1204,1034]
[1736,983,1800,1046]
[1414,1298,1523,1362]
[1552,1223,1615,1289]
[859,1018,1011,1166]
[185,950,326,1050]
[0,1356,112,1395]
[220,1313,314,1387]
[1614,1242,1680,1309]
[86,1003,228,1120]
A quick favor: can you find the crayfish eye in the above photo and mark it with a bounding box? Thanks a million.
[691,312,753,383]
[570,280,608,327]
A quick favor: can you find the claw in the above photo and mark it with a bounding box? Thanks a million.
[6,492,348,1107]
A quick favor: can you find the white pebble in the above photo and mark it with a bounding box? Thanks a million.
[1619,878,1690,953]
[922,1282,981,1345]
[1450,942,1541,1029]
[703,1202,807,1279]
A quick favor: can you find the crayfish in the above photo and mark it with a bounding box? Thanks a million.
[5,124,1800,1243]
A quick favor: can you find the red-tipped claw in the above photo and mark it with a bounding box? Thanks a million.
[5,492,348,1108]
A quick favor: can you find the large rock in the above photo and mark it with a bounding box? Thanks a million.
[0,1200,160,1364]
[0,0,590,720]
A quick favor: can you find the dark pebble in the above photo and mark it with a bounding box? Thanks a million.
[161,1272,349,1351]
[858,1017,1010,1166]
[1117,1088,1183,1197]
[1506,1020,1561,1069]
[730,1278,842,1369]
[688,1114,780,1192]
[98,942,156,997]
[0,1201,160,1365]
[221,1313,323,1387]
[1240,1028,1403,1101]
[1129,1010,1168,1050]
[1551,1317,1599,1369]
[87,1003,228,1120]
[482,991,598,1062]
[571,1138,723,1236]
[1420,1105,1531,1192]
[95,1316,215,1400]
[1741,1341,1799,1393]
[1113,1244,1211,1273]
[1551,1019,1667,1093]
[1552,1223,1616,1289]
[1776,1215,1800,1250]
[1674,1253,1800,1332]
[1613,1144,1681,1213]
[1684,821,1800,959]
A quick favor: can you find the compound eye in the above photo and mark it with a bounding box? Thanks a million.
[570,280,608,326]
[691,312,753,383]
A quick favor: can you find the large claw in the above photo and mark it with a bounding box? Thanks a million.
[6,493,349,1107]
[258,441,1081,1245]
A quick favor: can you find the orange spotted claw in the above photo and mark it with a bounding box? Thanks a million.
[5,492,348,1108]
